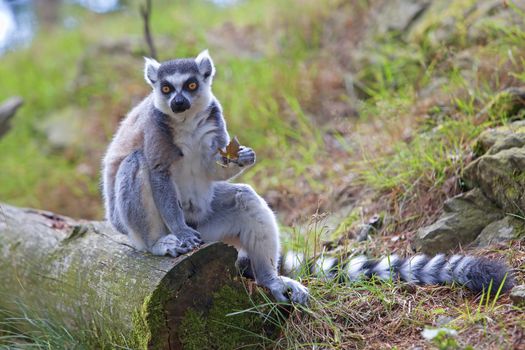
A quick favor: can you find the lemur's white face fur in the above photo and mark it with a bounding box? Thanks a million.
[144,50,215,119]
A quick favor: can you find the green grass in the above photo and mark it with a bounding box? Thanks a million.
[352,2,525,225]
[361,118,482,192]
[0,29,86,204]
[0,0,330,219]
[0,303,134,350]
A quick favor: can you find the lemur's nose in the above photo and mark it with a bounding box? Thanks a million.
[171,94,190,113]
[174,95,185,105]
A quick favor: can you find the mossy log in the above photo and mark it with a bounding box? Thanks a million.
[0,203,276,349]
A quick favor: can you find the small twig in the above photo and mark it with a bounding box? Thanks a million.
[140,0,157,59]
[0,97,23,140]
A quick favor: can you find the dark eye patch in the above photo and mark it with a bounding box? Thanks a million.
[184,77,199,92]
[160,81,174,94]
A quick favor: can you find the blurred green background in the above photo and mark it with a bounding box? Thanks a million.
[0,0,348,224]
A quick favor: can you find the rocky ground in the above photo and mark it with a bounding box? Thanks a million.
[277,1,525,348]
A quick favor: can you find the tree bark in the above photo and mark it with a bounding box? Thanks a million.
[0,203,274,350]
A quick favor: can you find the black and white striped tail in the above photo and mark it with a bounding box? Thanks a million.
[281,252,515,294]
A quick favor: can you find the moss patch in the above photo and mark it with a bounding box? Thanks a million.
[131,295,153,350]
[179,310,210,349]
[132,283,173,350]
[179,285,276,350]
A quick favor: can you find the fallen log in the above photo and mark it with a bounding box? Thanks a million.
[0,203,278,349]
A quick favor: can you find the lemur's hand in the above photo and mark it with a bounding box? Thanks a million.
[237,146,256,167]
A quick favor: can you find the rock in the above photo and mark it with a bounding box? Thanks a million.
[510,285,525,306]
[475,216,525,246]
[415,188,503,254]
[488,133,525,155]
[37,106,85,152]
[348,0,431,97]
[463,147,525,215]
[473,120,525,156]
[408,0,525,47]
[466,120,525,216]
[369,0,431,36]
[408,0,468,46]
[418,119,525,253]
[468,1,525,44]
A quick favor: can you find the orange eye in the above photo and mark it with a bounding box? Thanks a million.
[161,85,171,94]
[188,82,198,91]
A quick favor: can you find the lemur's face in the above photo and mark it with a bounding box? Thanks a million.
[144,50,215,116]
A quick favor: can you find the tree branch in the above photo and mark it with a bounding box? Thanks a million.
[140,0,157,59]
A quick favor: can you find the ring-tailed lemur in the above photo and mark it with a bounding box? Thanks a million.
[102,50,513,306]
[102,50,309,304]
[277,251,514,294]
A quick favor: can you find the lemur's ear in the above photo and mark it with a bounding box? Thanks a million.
[144,57,160,87]
[195,49,215,80]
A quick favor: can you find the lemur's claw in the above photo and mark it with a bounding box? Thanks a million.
[177,227,203,251]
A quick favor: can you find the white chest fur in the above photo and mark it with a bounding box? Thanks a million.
[169,113,217,224]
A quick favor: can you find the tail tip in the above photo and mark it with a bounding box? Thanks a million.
[466,257,515,294]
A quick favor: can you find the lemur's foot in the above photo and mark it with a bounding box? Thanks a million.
[151,231,202,257]
[175,227,203,249]
[267,276,309,305]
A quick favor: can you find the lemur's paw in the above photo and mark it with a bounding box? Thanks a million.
[152,230,202,257]
[268,276,309,305]
[151,234,186,257]
[175,227,203,249]
[237,146,256,167]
